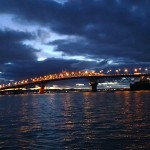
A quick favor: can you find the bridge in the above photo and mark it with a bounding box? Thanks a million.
[0,70,150,94]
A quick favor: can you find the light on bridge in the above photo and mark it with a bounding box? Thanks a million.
[134,68,138,72]
[99,70,103,73]
[145,68,149,73]
[0,68,150,90]
[124,69,128,73]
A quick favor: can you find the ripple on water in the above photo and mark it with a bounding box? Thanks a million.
[0,92,150,149]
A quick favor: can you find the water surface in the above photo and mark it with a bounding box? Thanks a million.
[0,91,150,149]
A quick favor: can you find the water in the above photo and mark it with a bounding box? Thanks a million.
[0,91,150,150]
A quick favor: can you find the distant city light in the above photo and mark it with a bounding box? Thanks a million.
[76,84,84,87]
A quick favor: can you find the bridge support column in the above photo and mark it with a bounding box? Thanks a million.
[39,86,45,94]
[89,81,98,92]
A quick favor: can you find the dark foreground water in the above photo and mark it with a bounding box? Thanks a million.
[0,91,150,150]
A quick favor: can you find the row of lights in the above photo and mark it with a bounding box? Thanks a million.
[100,68,149,74]
[0,68,149,89]
[0,71,97,88]
[31,71,100,82]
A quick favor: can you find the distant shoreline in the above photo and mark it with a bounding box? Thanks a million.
[1,88,149,95]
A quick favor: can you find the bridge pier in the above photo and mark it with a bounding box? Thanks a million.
[89,81,98,92]
[39,86,45,94]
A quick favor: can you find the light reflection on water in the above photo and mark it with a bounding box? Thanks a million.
[0,91,150,149]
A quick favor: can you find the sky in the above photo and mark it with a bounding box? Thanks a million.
[0,0,150,83]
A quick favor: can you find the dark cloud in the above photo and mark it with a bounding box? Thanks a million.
[0,29,38,63]
[0,29,40,82]
[0,0,150,82]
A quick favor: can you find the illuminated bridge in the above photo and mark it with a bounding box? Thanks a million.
[0,70,150,93]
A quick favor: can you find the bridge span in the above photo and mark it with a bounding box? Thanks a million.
[0,71,150,93]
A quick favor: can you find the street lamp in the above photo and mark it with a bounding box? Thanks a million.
[109,70,112,74]
[99,70,103,74]
[134,68,138,72]
[107,70,111,74]
[124,69,128,74]
[145,68,148,74]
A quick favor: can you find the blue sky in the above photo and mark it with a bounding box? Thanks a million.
[0,0,150,83]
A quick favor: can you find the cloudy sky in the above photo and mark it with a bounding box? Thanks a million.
[0,0,150,82]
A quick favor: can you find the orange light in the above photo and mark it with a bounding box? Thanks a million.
[124,69,128,72]
[134,68,137,72]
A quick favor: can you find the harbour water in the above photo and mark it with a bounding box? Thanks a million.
[0,91,150,149]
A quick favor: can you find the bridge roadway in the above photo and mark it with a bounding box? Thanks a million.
[0,71,150,93]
